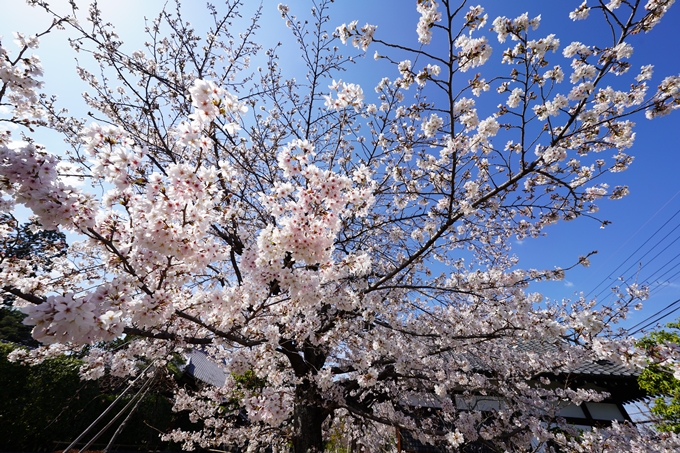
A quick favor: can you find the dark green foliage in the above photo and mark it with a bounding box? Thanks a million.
[0,218,197,450]
[0,215,67,262]
[232,369,267,391]
[0,215,67,348]
[0,342,185,451]
[637,320,680,433]
[0,342,106,451]
[0,307,38,346]
[1,214,67,306]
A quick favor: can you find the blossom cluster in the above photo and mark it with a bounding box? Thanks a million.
[177,79,248,150]
[0,142,97,231]
[244,387,293,427]
[492,12,541,43]
[454,35,492,72]
[22,290,124,345]
[335,20,377,51]
[324,79,364,112]
[569,1,590,21]
[253,139,375,304]
[647,75,680,118]
[416,0,442,44]
[0,33,45,120]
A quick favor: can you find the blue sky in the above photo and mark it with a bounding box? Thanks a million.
[2,0,680,335]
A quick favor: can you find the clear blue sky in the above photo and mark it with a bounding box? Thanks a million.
[2,0,680,335]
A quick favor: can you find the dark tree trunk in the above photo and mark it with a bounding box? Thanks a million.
[292,382,325,453]
[279,339,328,452]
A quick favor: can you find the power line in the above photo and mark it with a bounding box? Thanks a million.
[583,189,680,293]
[640,251,680,288]
[586,191,680,297]
[592,215,680,301]
[648,267,680,298]
[621,231,680,282]
[627,297,680,336]
[61,361,157,453]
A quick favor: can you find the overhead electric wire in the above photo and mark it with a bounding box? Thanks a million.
[591,257,680,320]
[629,299,680,336]
[639,251,680,288]
[601,251,680,301]
[588,213,680,313]
[614,232,680,284]
[591,218,680,301]
[583,189,680,295]
[647,262,680,295]
[626,297,680,335]
[77,371,157,453]
[586,205,680,299]
[575,193,680,338]
[604,237,680,301]
[649,267,680,297]
[61,360,157,453]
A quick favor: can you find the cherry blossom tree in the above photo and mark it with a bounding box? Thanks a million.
[2,0,680,451]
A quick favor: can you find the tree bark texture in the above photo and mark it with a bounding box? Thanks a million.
[292,381,325,453]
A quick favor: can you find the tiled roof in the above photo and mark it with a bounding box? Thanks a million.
[184,349,228,387]
[512,340,639,377]
[569,358,638,377]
